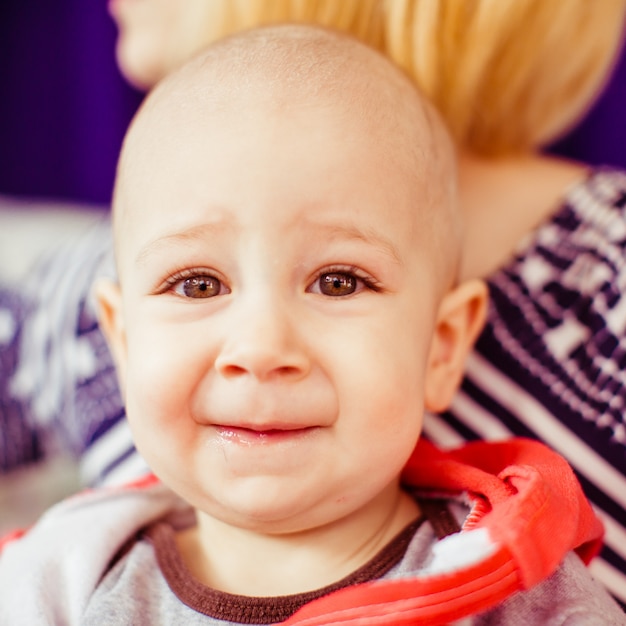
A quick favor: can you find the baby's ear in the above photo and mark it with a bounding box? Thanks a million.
[424,279,488,413]
[94,277,128,397]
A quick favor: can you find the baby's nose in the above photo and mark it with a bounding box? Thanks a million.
[214,299,310,382]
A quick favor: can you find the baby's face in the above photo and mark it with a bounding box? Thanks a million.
[105,91,453,534]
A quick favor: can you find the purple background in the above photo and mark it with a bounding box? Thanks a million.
[0,0,143,207]
[0,2,624,208]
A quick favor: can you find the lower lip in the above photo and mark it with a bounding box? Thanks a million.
[214,426,316,446]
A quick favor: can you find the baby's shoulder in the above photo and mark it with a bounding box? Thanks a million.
[476,552,626,625]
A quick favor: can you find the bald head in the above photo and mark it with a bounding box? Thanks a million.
[114,24,460,286]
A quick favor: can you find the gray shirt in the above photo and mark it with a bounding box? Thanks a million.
[82,517,625,625]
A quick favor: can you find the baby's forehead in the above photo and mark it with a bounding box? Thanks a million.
[114,25,459,273]
[126,24,439,152]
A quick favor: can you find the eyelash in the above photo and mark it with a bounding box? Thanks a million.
[312,265,383,295]
[158,267,227,294]
[157,265,383,298]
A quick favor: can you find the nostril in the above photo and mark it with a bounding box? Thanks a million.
[220,364,248,377]
[218,362,304,379]
[277,366,302,377]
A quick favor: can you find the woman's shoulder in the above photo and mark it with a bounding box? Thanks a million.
[459,154,593,280]
[460,155,626,281]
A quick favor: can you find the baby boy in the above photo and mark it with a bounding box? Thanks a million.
[1,24,622,625]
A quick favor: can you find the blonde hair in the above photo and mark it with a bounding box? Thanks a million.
[184,0,626,155]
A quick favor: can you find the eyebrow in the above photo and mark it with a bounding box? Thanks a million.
[135,221,234,266]
[134,216,403,266]
[303,221,403,265]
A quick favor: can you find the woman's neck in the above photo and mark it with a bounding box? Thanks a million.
[458,152,588,281]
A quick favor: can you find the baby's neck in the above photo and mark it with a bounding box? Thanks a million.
[175,487,420,597]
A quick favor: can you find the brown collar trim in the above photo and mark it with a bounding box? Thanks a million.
[145,515,424,624]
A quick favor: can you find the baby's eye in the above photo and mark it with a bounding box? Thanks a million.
[308,267,382,297]
[318,272,358,297]
[172,274,225,299]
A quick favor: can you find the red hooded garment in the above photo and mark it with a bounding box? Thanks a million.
[283,438,604,625]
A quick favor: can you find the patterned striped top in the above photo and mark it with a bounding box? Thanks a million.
[426,168,626,604]
[1,167,625,604]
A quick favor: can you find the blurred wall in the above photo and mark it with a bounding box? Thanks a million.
[0,0,143,206]
[0,2,624,208]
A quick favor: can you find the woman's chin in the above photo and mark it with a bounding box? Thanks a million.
[115,38,166,91]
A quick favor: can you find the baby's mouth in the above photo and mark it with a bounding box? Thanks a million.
[214,424,317,445]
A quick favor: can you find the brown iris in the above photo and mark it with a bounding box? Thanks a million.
[319,273,357,296]
[182,276,221,298]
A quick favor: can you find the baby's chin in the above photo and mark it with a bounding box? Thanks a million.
[181,481,351,538]
[195,495,323,534]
